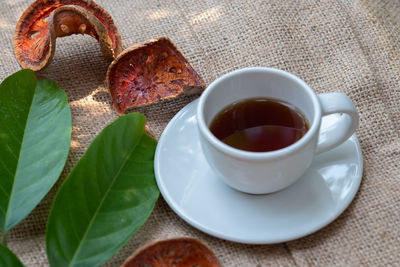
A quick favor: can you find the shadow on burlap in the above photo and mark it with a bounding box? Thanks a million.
[0,0,399,266]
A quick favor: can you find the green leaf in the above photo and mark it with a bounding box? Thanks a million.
[0,244,25,267]
[0,69,71,235]
[46,113,159,267]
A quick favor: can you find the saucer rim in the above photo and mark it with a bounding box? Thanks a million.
[155,99,363,244]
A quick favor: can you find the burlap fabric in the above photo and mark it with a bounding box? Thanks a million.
[0,0,399,265]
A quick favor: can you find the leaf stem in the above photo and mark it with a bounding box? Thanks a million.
[1,233,6,245]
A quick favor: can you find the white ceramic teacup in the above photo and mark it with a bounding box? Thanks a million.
[197,67,359,194]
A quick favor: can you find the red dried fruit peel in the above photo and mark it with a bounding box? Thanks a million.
[122,237,222,267]
[106,37,205,114]
[14,0,121,71]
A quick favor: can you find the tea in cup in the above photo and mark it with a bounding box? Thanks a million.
[197,67,358,194]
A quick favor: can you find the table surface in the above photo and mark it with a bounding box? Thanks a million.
[0,0,399,266]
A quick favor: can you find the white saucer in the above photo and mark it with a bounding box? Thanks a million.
[155,99,363,244]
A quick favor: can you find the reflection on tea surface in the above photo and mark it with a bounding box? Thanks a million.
[209,97,309,152]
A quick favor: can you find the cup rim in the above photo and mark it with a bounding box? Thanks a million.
[197,67,322,160]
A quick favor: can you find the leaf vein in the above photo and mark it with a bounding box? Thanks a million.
[67,131,144,266]
[0,160,15,177]
[1,88,35,233]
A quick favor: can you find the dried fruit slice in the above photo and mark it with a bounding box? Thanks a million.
[106,37,205,114]
[122,237,222,267]
[14,0,121,71]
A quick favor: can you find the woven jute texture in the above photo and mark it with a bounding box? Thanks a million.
[1,0,399,266]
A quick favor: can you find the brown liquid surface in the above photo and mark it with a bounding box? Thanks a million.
[209,97,309,152]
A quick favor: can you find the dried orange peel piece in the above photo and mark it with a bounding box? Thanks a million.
[122,237,222,267]
[106,37,205,114]
[14,0,121,71]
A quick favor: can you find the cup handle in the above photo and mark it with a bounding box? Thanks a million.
[315,93,359,154]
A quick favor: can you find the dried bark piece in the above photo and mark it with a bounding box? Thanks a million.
[106,37,205,114]
[14,0,121,71]
[122,237,222,267]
